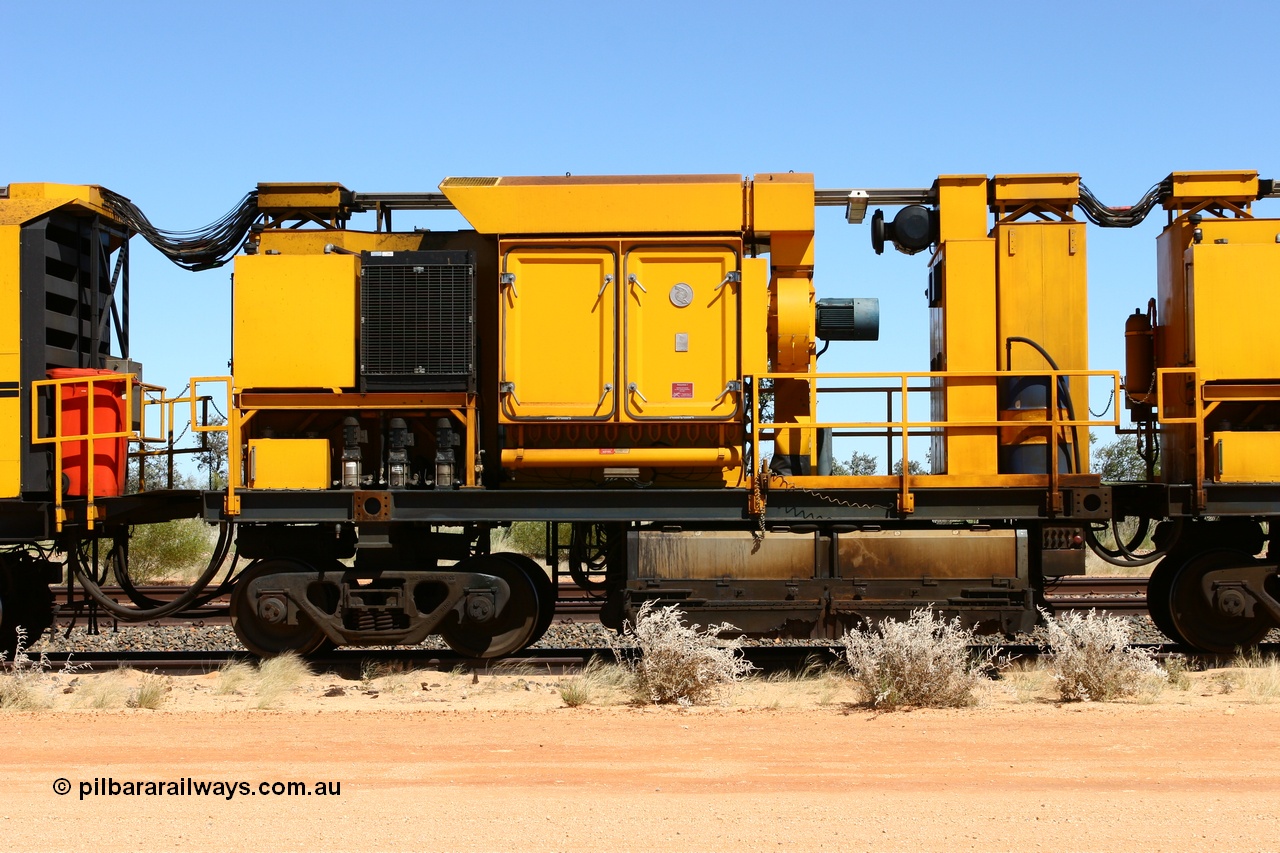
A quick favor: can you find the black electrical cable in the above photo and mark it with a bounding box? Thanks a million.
[1004,336,1082,473]
[1076,180,1167,228]
[68,523,234,620]
[101,189,260,272]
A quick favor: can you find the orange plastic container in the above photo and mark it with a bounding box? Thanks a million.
[46,368,128,497]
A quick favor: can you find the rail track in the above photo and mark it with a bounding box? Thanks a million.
[51,575,1151,628]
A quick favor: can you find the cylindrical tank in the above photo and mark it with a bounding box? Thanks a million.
[997,376,1072,474]
[1124,305,1155,403]
[46,368,128,497]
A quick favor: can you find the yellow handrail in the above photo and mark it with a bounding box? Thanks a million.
[748,368,1123,514]
[31,372,141,532]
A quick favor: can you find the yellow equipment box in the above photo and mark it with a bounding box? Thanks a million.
[1213,432,1280,483]
[233,254,358,389]
[247,438,331,490]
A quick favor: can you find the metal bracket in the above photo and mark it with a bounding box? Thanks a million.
[715,271,742,291]
[714,381,742,402]
[500,382,522,406]
[500,272,518,297]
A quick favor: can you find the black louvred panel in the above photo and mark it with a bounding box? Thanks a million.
[360,250,474,391]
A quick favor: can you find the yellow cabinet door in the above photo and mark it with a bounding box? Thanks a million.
[622,245,740,421]
[499,248,617,420]
[233,254,358,390]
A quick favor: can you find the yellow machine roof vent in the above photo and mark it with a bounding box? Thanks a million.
[440,177,501,187]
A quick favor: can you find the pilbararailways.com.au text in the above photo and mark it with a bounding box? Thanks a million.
[55,777,341,800]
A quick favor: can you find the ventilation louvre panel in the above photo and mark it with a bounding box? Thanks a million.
[360,251,474,391]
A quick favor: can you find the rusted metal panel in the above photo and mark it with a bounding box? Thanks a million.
[835,528,1023,579]
[632,529,826,580]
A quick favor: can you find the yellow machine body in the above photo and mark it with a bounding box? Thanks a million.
[0,183,122,499]
[929,174,1089,477]
[439,174,745,234]
[0,224,20,497]
[233,254,359,390]
[1213,432,1280,483]
[247,438,331,490]
[440,173,812,483]
[1151,170,1280,488]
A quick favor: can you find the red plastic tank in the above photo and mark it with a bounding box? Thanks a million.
[46,368,129,498]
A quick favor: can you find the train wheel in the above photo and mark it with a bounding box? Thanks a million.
[0,554,55,657]
[1168,549,1275,654]
[230,560,331,658]
[439,554,540,659]
[492,552,556,646]
[1145,553,1186,645]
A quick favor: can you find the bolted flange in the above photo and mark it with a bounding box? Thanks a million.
[465,592,495,623]
[257,595,288,624]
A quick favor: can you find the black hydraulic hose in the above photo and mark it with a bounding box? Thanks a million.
[110,535,241,610]
[1004,336,1082,473]
[68,524,234,621]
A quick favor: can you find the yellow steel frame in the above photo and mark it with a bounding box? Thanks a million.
[30,373,153,531]
[227,391,479,516]
[749,369,1121,515]
[30,374,234,531]
[1150,367,1280,506]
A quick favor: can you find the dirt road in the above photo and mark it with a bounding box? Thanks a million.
[2,695,1278,852]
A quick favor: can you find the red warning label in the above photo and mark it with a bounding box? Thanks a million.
[671,382,694,399]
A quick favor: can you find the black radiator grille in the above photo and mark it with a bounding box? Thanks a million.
[360,251,474,391]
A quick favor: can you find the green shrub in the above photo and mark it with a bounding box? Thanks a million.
[123,519,215,583]
[492,522,571,559]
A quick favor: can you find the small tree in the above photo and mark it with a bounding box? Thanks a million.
[830,451,878,477]
[892,458,926,476]
[195,415,229,489]
[1091,434,1150,481]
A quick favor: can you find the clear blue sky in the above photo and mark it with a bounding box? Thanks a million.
[7,0,1280,468]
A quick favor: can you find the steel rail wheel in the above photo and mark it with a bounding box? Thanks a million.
[0,554,54,656]
[439,554,541,659]
[1145,553,1186,645]
[492,551,556,646]
[1168,549,1275,654]
[230,560,331,657]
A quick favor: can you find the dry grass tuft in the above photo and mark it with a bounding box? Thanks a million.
[610,603,754,705]
[1162,655,1192,691]
[840,608,991,710]
[252,652,311,709]
[558,678,592,707]
[1032,609,1163,702]
[128,673,170,709]
[557,656,633,708]
[1230,650,1280,702]
[214,661,255,696]
[0,628,57,711]
[77,670,131,709]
